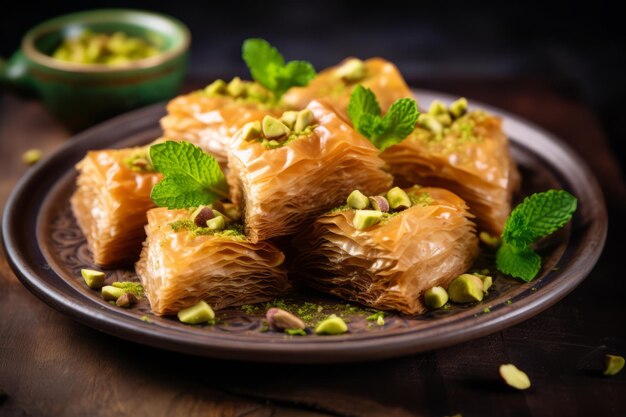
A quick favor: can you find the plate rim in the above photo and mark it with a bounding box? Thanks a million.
[2,89,608,363]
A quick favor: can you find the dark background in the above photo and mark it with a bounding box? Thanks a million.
[1,1,625,166]
[2,3,626,416]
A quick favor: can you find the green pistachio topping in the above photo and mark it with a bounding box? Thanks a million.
[368,196,390,212]
[242,121,262,141]
[347,190,370,209]
[436,113,453,127]
[604,354,625,376]
[115,292,137,308]
[424,286,449,309]
[262,115,291,139]
[417,113,443,134]
[478,274,493,292]
[206,215,226,231]
[111,281,144,297]
[81,269,106,289]
[267,307,306,331]
[335,58,366,82]
[387,187,412,210]
[448,274,485,303]
[315,314,348,335]
[499,364,531,390]
[280,111,299,129]
[226,77,247,98]
[191,206,214,228]
[449,97,468,118]
[177,301,215,324]
[22,149,42,166]
[294,109,315,132]
[205,79,227,96]
[479,231,501,249]
[428,100,448,116]
[353,209,384,230]
[101,285,126,301]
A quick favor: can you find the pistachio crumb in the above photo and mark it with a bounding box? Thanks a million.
[604,354,625,376]
[140,315,153,323]
[22,149,42,166]
[499,364,531,390]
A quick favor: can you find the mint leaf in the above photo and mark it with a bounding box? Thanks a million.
[149,141,228,209]
[348,85,381,132]
[496,243,541,282]
[377,98,419,150]
[348,86,418,150]
[503,190,577,247]
[496,189,577,281]
[242,39,315,99]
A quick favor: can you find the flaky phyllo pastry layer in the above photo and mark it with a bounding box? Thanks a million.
[293,186,479,315]
[283,57,413,123]
[160,91,282,164]
[381,111,520,235]
[136,208,290,315]
[70,146,162,267]
[227,100,393,243]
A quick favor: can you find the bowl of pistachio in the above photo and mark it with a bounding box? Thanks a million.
[0,9,189,130]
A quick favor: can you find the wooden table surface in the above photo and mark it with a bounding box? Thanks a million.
[1,78,625,417]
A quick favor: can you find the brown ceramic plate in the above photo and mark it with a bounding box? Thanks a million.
[2,89,607,363]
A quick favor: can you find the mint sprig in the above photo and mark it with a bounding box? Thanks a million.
[496,190,577,281]
[347,85,418,150]
[242,38,316,99]
[149,141,229,209]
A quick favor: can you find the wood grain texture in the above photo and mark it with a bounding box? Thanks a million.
[2,78,626,417]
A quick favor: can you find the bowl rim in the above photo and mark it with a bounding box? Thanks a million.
[21,8,191,74]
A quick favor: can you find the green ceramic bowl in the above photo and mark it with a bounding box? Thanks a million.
[0,9,190,131]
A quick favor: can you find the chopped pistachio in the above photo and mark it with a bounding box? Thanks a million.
[387,187,412,210]
[604,354,625,376]
[191,206,214,228]
[81,269,106,289]
[280,111,299,129]
[294,109,315,132]
[335,58,366,82]
[376,315,385,326]
[266,307,306,331]
[417,113,443,134]
[262,115,290,139]
[448,274,484,303]
[353,209,383,230]
[224,206,241,222]
[436,113,453,127]
[368,196,390,212]
[428,100,448,116]
[449,97,468,118]
[246,83,271,102]
[480,274,493,292]
[285,328,307,336]
[210,209,231,224]
[267,139,280,147]
[206,216,226,231]
[22,149,42,166]
[111,282,144,297]
[347,190,370,209]
[424,286,449,309]
[140,315,153,323]
[226,76,246,98]
[499,364,531,390]
[177,301,215,324]
[241,120,262,141]
[205,79,227,96]
[116,292,137,308]
[315,314,348,335]
[101,285,126,301]
[479,231,501,249]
